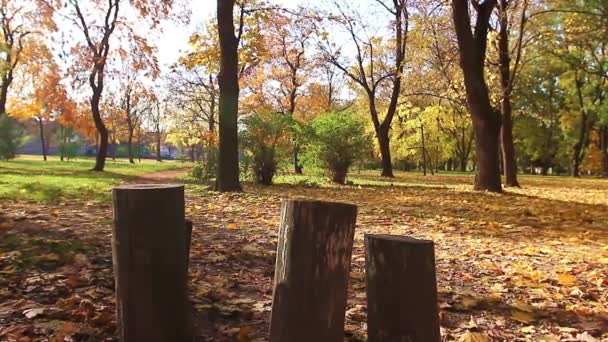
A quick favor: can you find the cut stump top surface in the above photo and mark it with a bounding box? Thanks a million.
[113,183,184,191]
[365,234,434,245]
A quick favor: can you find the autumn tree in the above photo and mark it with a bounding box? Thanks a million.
[452,0,502,192]
[0,0,55,117]
[322,0,410,177]
[47,0,175,171]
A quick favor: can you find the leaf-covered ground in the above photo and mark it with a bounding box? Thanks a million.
[1,170,607,341]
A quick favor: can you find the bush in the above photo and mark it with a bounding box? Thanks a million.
[0,115,25,160]
[305,112,372,184]
[59,141,81,161]
[241,112,295,185]
[191,148,218,182]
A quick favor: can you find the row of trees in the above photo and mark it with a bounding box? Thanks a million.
[199,0,607,193]
[1,0,605,193]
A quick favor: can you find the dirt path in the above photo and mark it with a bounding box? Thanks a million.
[132,167,191,184]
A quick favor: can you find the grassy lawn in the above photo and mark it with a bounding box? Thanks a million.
[0,155,188,203]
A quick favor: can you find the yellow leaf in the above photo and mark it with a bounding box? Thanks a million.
[51,209,61,216]
[511,310,536,324]
[458,331,488,342]
[557,274,577,286]
[226,223,239,230]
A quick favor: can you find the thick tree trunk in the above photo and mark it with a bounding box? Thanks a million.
[452,0,502,193]
[215,0,241,192]
[91,91,108,171]
[38,118,47,161]
[472,118,502,191]
[377,126,394,177]
[459,156,467,172]
[156,132,162,162]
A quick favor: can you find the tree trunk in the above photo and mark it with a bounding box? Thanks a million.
[38,118,47,161]
[128,129,135,164]
[156,132,162,162]
[472,118,502,191]
[215,0,242,192]
[377,126,394,177]
[421,124,427,176]
[452,0,502,193]
[600,126,608,177]
[60,126,66,162]
[498,0,520,187]
[459,156,467,172]
[365,235,440,342]
[270,200,357,342]
[112,184,192,342]
[293,149,303,174]
[0,76,10,117]
[91,90,108,171]
[572,77,589,177]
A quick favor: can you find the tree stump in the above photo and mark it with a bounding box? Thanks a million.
[365,234,440,342]
[112,184,192,342]
[270,199,357,342]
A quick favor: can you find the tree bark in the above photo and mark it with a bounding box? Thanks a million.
[452,0,502,193]
[421,124,427,176]
[270,200,357,342]
[498,0,520,187]
[600,126,608,177]
[38,118,47,161]
[572,76,589,177]
[215,0,242,192]
[377,125,394,177]
[91,85,109,171]
[112,184,192,342]
[365,234,440,342]
[128,129,135,164]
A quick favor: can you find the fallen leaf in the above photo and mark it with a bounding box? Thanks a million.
[511,310,536,324]
[458,331,488,342]
[23,308,45,319]
[557,273,577,286]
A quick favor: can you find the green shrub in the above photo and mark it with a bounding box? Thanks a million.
[304,112,372,184]
[190,146,218,181]
[241,112,295,185]
[0,115,25,160]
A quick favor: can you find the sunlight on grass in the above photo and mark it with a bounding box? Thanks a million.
[0,155,188,203]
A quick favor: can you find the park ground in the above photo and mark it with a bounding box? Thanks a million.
[1,157,607,341]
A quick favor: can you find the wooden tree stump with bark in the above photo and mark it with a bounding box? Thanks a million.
[112,184,192,342]
[270,199,358,342]
[365,234,440,342]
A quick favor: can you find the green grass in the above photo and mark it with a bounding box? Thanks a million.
[0,155,188,203]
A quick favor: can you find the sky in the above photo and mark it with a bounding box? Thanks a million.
[156,0,309,71]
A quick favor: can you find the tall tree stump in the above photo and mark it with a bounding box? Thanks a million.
[112,184,192,342]
[270,200,357,342]
[365,234,440,342]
